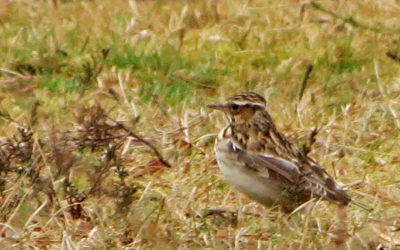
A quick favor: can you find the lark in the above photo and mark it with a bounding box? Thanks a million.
[208,92,371,212]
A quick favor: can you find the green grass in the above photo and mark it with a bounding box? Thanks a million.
[1,0,400,248]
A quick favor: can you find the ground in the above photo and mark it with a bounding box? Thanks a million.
[1,0,400,249]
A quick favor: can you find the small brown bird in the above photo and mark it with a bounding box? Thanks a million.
[208,92,372,212]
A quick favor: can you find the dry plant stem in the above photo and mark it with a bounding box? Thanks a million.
[43,202,84,229]
[117,123,172,168]
[299,201,318,250]
[372,226,400,246]
[0,189,30,237]
[310,2,381,32]
[133,205,159,243]
[0,68,31,80]
[34,133,63,209]
[298,64,313,102]
[23,199,49,229]
[87,142,123,196]
[154,197,165,224]
[29,101,40,127]
[296,64,313,128]
[199,209,229,218]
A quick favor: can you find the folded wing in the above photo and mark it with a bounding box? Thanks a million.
[234,144,351,206]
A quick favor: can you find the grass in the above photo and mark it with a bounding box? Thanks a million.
[1,0,400,248]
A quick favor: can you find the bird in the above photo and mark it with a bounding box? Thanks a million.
[207,92,372,212]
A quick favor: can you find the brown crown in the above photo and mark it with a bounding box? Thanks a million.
[227,92,266,106]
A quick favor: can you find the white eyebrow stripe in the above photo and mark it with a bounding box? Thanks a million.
[231,101,264,107]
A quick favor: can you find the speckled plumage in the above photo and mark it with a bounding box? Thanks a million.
[208,92,371,212]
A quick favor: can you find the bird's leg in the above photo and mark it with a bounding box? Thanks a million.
[330,205,350,247]
[337,205,349,234]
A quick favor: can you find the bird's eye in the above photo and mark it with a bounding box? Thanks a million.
[231,104,239,110]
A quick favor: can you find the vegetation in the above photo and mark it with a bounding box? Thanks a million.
[1,0,399,248]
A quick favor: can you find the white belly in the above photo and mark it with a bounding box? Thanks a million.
[215,139,283,206]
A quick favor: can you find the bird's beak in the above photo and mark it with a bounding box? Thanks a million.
[207,103,229,112]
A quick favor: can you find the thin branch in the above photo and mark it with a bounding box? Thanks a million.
[117,123,172,168]
[310,2,382,33]
[87,142,123,196]
[298,64,313,102]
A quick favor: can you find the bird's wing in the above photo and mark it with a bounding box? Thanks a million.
[234,144,351,206]
[236,147,302,183]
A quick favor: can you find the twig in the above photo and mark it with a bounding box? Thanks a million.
[29,101,40,127]
[87,142,123,196]
[372,226,400,246]
[197,209,229,218]
[310,2,381,33]
[117,123,172,168]
[0,68,31,80]
[298,64,313,101]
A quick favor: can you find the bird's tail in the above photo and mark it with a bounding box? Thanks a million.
[351,199,373,212]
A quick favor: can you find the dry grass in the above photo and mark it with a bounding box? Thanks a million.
[1,0,400,249]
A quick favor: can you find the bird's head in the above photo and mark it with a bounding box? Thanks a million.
[207,92,266,125]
